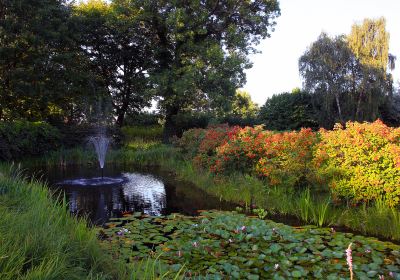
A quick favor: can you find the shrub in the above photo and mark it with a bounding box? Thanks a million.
[314,120,400,206]
[176,128,206,158]
[212,127,317,187]
[211,126,271,174]
[193,124,240,169]
[172,112,211,137]
[124,112,161,126]
[255,128,317,187]
[177,120,400,206]
[0,121,61,160]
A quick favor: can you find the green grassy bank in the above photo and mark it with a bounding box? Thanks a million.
[0,165,123,279]
[0,164,180,280]
[31,143,400,242]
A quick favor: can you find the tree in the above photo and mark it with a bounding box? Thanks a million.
[348,17,394,120]
[74,0,154,126]
[299,33,359,127]
[259,89,318,131]
[0,0,93,122]
[348,18,389,71]
[229,90,259,118]
[133,0,280,142]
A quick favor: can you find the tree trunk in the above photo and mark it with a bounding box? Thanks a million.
[333,91,344,124]
[355,90,364,121]
[115,95,130,127]
[163,106,179,144]
[116,110,125,127]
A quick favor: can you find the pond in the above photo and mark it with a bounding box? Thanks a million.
[31,165,234,225]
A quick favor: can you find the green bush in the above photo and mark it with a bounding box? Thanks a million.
[259,91,319,131]
[0,121,61,160]
[124,112,161,126]
[175,128,206,158]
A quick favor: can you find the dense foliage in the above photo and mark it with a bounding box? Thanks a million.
[132,0,280,141]
[259,89,319,131]
[0,121,61,160]
[178,120,400,206]
[74,1,154,126]
[0,0,94,122]
[314,120,400,206]
[2,0,399,138]
[1,0,281,140]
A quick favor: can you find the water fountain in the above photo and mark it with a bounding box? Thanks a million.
[57,131,126,187]
[89,134,110,178]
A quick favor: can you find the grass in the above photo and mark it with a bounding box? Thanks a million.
[121,126,163,142]
[0,165,122,279]
[0,164,182,280]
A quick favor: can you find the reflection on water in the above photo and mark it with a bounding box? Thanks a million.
[122,173,166,216]
[32,165,234,225]
[58,173,166,216]
[58,177,126,186]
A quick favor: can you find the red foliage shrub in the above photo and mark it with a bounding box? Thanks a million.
[193,124,240,169]
[210,126,318,187]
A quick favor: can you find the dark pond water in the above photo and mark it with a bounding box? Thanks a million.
[31,165,234,225]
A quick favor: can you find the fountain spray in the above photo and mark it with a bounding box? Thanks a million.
[89,135,110,179]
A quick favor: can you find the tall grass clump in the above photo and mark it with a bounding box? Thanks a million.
[0,165,182,280]
[0,166,124,279]
[338,200,400,240]
[127,257,184,280]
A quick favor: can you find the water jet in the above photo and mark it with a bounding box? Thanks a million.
[89,134,110,178]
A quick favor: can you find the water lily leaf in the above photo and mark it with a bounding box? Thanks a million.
[367,270,378,277]
[291,270,302,278]
[270,244,282,253]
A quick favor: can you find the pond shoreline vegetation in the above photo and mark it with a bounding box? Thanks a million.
[1,0,400,277]
[23,120,400,244]
[0,164,184,279]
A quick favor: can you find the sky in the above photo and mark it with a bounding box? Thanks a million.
[242,0,400,106]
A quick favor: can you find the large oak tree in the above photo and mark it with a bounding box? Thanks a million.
[132,0,280,142]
